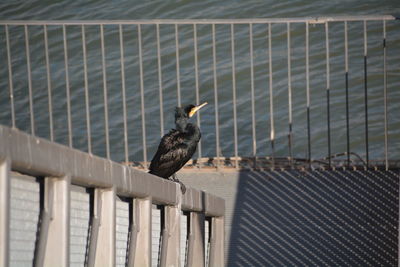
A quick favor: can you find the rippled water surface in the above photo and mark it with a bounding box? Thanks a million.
[0,1,399,164]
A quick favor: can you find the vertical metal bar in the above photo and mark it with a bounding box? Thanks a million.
[186,212,205,267]
[383,20,388,170]
[231,24,239,169]
[287,22,293,166]
[249,23,257,162]
[363,20,369,168]
[180,211,188,267]
[44,25,54,142]
[35,176,70,267]
[208,217,224,267]
[305,22,311,166]
[204,218,210,267]
[63,25,72,147]
[87,189,101,267]
[325,22,331,167]
[82,25,92,154]
[138,25,148,167]
[127,197,152,267]
[34,181,52,267]
[344,21,350,166]
[193,24,202,167]
[0,159,10,267]
[175,24,181,107]
[88,188,116,266]
[119,24,129,163]
[25,25,35,136]
[100,24,110,159]
[212,24,220,168]
[268,23,275,168]
[160,201,182,267]
[156,24,164,137]
[5,25,16,128]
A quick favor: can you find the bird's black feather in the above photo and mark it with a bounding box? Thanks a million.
[149,105,202,184]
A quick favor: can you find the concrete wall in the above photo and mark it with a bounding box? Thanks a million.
[7,164,399,266]
[179,169,399,266]
[179,170,239,265]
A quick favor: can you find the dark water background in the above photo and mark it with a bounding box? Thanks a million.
[1,1,399,20]
[0,1,399,164]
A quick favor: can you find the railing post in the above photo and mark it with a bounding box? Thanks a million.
[35,175,71,267]
[127,197,152,267]
[90,187,116,266]
[0,158,10,267]
[187,212,205,267]
[208,216,224,267]
[160,190,182,267]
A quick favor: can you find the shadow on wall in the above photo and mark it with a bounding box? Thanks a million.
[227,169,399,267]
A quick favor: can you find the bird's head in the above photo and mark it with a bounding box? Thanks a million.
[176,102,208,119]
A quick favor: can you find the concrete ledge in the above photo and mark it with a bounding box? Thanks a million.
[0,126,224,216]
[204,192,225,217]
[181,188,202,212]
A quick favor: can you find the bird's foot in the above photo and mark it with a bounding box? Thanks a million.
[170,174,186,194]
[178,181,186,194]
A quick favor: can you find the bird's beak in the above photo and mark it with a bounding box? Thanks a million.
[189,102,208,117]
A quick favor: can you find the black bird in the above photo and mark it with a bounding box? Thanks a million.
[149,102,208,193]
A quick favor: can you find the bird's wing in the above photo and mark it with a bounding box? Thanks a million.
[149,130,195,178]
[159,144,191,169]
[149,130,182,165]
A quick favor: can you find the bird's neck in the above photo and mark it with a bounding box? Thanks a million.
[190,124,201,142]
[175,119,201,141]
[175,117,188,132]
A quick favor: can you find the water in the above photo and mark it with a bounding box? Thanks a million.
[0,1,399,20]
[0,1,400,165]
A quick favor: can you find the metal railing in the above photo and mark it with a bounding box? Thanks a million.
[0,125,225,266]
[0,16,399,170]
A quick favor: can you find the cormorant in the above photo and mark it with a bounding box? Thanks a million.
[149,102,208,194]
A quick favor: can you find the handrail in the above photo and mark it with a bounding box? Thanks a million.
[0,125,224,216]
[0,124,225,266]
[0,15,396,25]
